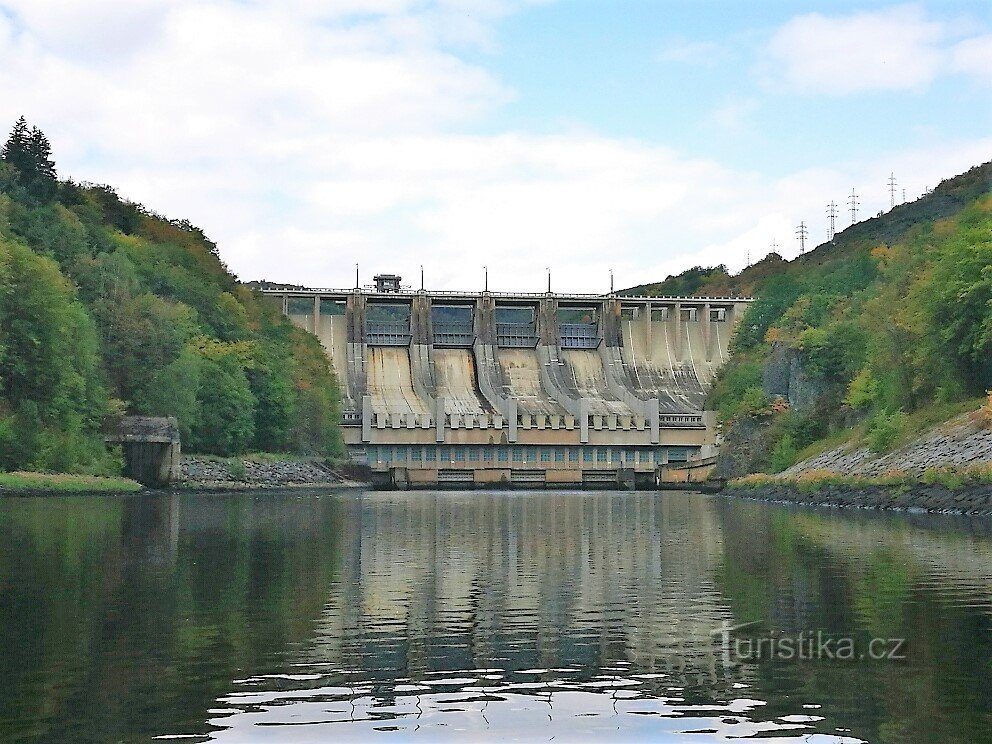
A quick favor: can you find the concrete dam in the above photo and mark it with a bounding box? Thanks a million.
[264,277,750,488]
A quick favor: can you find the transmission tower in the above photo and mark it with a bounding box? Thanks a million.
[795,221,808,253]
[888,172,897,209]
[902,188,906,203]
[826,200,838,241]
[848,188,859,224]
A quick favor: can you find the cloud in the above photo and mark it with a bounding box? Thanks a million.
[658,39,724,66]
[764,4,990,95]
[709,99,758,134]
[951,33,992,81]
[0,0,987,294]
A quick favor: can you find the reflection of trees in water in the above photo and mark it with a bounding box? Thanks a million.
[714,499,992,744]
[0,493,349,743]
[308,492,744,694]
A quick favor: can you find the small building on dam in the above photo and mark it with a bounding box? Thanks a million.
[263,277,750,488]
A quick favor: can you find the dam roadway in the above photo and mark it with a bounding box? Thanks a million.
[263,280,750,489]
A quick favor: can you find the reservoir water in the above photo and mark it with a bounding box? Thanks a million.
[1,490,991,743]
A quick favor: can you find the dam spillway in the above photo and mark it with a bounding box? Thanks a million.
[264,284,751,488]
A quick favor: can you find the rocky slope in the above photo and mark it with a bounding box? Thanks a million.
[782,412,992,477]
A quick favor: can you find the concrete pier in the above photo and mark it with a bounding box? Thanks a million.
[104,416,181,488]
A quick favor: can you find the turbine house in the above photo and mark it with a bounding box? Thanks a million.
[264,280,751,489]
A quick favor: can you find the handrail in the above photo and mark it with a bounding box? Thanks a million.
[262,287,753,302]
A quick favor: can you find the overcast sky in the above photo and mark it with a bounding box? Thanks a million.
[1,1,989,292]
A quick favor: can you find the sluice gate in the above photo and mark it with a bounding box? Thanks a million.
[264,283,750,489]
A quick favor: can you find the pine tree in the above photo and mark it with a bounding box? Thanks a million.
[0,117,58,201]
[1,116,32,173]
[27,126,56,182]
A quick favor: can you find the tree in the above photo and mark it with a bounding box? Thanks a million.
[0,117,31,173]
[0,236,109,471]
[27,127,56,182]
[0,118,58,202]
[189,355,256,456]
[93,292,198,410]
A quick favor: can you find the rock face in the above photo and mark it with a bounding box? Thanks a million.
[713,415,773,479]
[762,342,829,413]
[180,457,346,488]
[783,412,992,477]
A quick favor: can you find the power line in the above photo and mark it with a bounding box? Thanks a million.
[848,188,859,224]
[826,200,838,241]
[888,172,897,209]
[795,221,808,253]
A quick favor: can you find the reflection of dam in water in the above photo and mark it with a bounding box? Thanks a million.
[308,492,738,687]
[263,279,751,488]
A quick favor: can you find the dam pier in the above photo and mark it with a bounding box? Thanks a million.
[264,277,749,489]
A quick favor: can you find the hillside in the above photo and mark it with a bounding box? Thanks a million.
[626,162,991,299]
[633,161,992,477]
[0,117,343,475]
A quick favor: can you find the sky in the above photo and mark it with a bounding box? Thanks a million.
[0,1,989,292]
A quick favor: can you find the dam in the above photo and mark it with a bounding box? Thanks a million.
[263,276,750,488]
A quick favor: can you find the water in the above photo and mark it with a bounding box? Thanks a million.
[1,491,991,743]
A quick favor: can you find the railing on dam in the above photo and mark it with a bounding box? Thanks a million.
[263,286,751,303]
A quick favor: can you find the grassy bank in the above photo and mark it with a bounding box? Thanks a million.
[729,464,992,494]
[0,471,143,494]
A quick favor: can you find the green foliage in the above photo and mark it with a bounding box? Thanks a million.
[769,432,797,473]
[797,320,867,382]
[188,355,256,456]
[0,118,344,472]
[922,467,965,490]
[867,410,907,453]
[625,264,731,297]
[95,292,199,408]
[249,342,296,452]
[845,368,879,409]
[0,116,57,202]
[710,359,766,422]
[0,471,140,493]
[704,163,991,473]
[140,347,203,445]
[227,459,248,481]
[0,237,109,472]
[732,274,806,351]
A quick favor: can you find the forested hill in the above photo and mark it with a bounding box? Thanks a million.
[633,160,992,476]
[0,117,342,474]
[626,162,991,299]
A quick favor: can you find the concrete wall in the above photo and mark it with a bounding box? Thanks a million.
[273,289,749,484]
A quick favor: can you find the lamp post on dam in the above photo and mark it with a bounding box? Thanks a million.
[261,275,751,489]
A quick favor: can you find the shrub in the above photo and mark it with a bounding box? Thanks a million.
[769,432,798,473]
[979,391,992,428]
[845,368,879,410]
[922,467,965,490]
[867,410,906,453]
[227,459,247,481]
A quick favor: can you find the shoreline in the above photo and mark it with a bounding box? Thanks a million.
[722,481,992,516]
[0,456,371,497]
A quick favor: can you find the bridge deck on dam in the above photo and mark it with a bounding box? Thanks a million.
[266,286,751,488]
